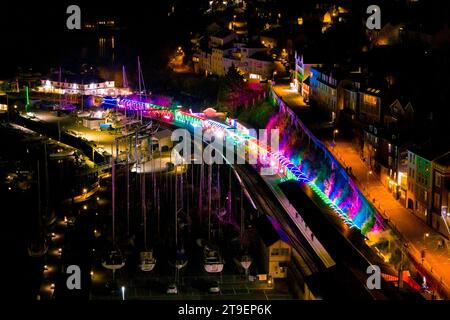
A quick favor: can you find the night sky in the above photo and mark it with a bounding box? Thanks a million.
[1,1,207,76]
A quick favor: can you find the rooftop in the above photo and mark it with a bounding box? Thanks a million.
[211,29,235,39]
[409,142,450,162]
[46,72,107,84]
[434,152,450,168]
[255,214,290,247]
[249,51,273,62]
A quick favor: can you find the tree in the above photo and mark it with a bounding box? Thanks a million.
[217,65,247,109]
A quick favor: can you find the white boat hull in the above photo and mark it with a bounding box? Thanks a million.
[140,262,156,272]
[102,262,125,270]
[140,251,156,271]
[204,263,224,273]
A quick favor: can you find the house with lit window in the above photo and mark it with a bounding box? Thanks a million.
[36,79,131,96]
[256,214,291,279]
[36,72,130,97]
[292,52,323,98]
[360,86,388,172]
[336,72,365,123]
[379,99,415,199]
[406,147,434,225]
[0,95,8,119]
[37,79,125,97]
[361,99,416,201]
[309,66,341,122]
[227,16,248,36]
[193,29,275,80]
[359,87,383,124]
[431,152,450,236]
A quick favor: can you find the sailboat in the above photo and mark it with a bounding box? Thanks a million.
[168,159,188,285]
[102,140,125,276]
[175,248,188,270]
[238,187,252,275]
[28,160,48,257]
[139,157,156,272]
[102,250,126,270]
[204,243,224,273]
[203,164,224,273]
[240,255,252,270]
[140,251,156,272]
[49,149,75,159]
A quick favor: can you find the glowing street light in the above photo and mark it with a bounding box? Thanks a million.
[272,71,277,80]
[332,129,339,145]
[366,170,373,187]
[121,286,126,300]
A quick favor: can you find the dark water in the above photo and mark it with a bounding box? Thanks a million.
[0,125,97,300]
[1,1,207,80]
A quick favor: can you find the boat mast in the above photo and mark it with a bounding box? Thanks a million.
[81,79,84,112]
[111,137,120,245]
[142,154,147,250]
[44,142,49,219]
[199,162,204,224]
[240,188,244,249]
[58,67,62,109]
[126,142,130,236]
[37,160,42,234]
[137,57,142,101]
[208,164,212,241]
[122,65,128,88]
[111,142,116,244]
[217,163,221,236]
[137,56,147,123]
[175,162,178,247]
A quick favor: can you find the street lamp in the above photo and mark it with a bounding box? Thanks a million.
[366,170,373,187]
[121,286,126,300]
[423,233,430,243]
[332,129,339,145]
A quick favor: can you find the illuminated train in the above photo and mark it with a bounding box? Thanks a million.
[102,96,366,231]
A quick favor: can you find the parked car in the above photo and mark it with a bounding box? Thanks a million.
[166,283,178,295]
[209,281,220,294]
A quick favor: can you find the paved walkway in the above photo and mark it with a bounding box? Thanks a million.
[328,139,450,298]
[272,84,308,109]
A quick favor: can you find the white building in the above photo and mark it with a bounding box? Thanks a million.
[193,30,275,80]
[36,79,130,97]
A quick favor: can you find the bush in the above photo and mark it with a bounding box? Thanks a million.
[236,99,275,129]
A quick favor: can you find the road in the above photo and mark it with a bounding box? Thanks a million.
[328,138,450,298]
